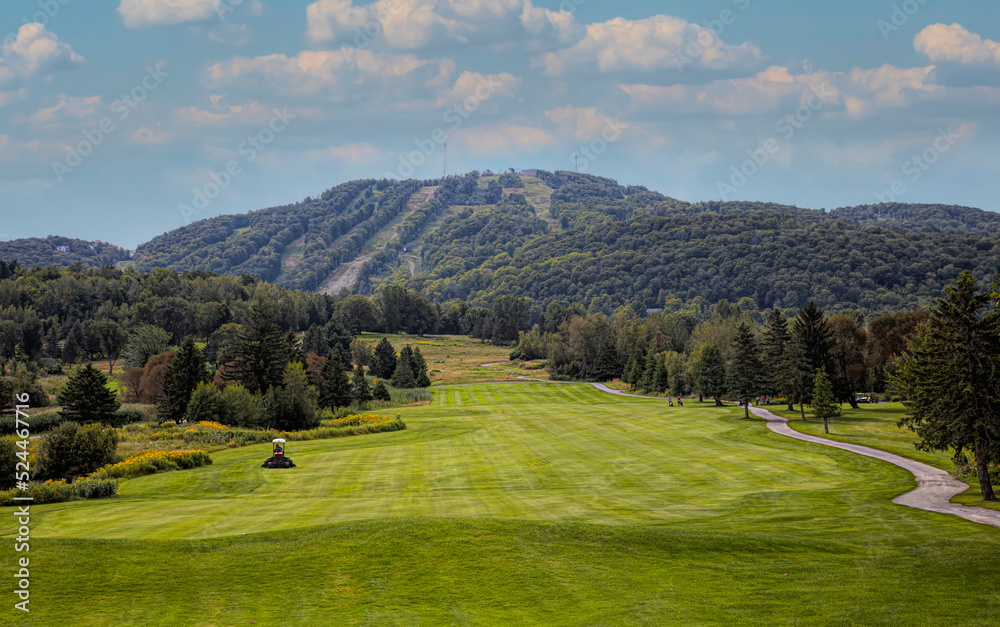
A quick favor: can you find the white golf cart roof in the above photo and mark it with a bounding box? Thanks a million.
[273,438,286,443]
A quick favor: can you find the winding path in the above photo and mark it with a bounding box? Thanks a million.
[747,404,1000,528]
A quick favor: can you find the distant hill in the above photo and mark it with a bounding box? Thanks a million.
[0,236,132,269]
[5,171,999,314]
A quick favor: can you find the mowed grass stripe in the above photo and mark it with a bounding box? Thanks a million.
[17,382,914,539]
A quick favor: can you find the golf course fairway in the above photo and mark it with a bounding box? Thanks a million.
[5,382,1000,625]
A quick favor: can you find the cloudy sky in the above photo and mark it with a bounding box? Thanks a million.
[1,0,998,247]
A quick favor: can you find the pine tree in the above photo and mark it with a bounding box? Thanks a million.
[639,352,657,392]
[319,354,353,409]
[159,337,210,424]
[891,272,1000,501]
[62,321,84,364]
[652,357,669,394]
[695,345,728,406]
[811,368,840,434]
[592,339,619,381]
[622,349,640,388]
[371,338,397,378]
[392,346,416,388]
[44,320,62,360]
[224,298,289,394]
[351,364,372,405]
[372,380,392,401]
[761,309,794,403]
[303,324,329,356]
[729,321,764,419]
[411,346,431,388]
[57,363,121,424]
[790,301,833,416]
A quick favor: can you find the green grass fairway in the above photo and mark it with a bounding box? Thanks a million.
[6,383,1000,625]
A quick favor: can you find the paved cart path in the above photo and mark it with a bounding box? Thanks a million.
[747,403,1000,528]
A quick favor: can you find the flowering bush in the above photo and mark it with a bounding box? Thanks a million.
[324,413,397,428]
[88,450,212,481]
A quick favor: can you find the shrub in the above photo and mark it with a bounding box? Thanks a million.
[0,478,119,506]
[108,408,145,427]
[185,382,222,423]
[36,421,118,481]
[89,450,212,481]
[220,384,259,428]
[0,410,63,435]
[0,439,16,490]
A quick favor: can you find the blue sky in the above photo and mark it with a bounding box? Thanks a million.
[1,0,999,247]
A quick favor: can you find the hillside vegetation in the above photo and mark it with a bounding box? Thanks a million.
[3,172,999,314]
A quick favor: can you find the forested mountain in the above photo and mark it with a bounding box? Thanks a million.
[2,171,998,316]
[0,237,132,269]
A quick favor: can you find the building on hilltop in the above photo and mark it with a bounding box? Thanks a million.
[55,245,71,253]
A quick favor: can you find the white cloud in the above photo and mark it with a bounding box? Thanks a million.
[545,106,620,140]
[30,94,101,123]
[539,15,763,75]
[620,64,939,117]
[175,100,275,125]
[132,126,170,143]
[915,23,1000,66]
[453,122,554,155]
[0,24,84,88]
[118,0,221,28]
[305,0,582,49]
[205,49,454,100]
[439,71,519,107]
[306,142,380,163]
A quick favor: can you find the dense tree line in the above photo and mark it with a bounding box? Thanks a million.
[514,297,929,416]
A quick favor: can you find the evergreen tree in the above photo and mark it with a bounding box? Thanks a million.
[622,349,641,388]
[695,345,728,406]
[372,380,392,401]
[761,309,794,402]
[351,364,372,404]
[652,357,669,394]
[729,321,763,419]
[891,272,1000,501]
[62,321,84,364]
[319,354,353,410]
[44,320,62,360]
[811,368,841,435]
[790,301,833,414]
[158,337,209,424]
[224,298,288,394]
[592,339,619,381]
[411,346,431,388]
[286,329,305,366]
[639,352,657,392]
[392,346,416,388]
[57,363,121,424]
[303,324,329,356]
[371,338,398,378]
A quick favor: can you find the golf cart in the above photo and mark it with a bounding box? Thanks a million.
[262,438,296,469]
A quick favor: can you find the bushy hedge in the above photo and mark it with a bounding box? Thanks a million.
[89,450,212,481]
[0,478,119,506]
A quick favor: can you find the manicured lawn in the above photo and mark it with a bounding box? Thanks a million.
[6,383,1000,625]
